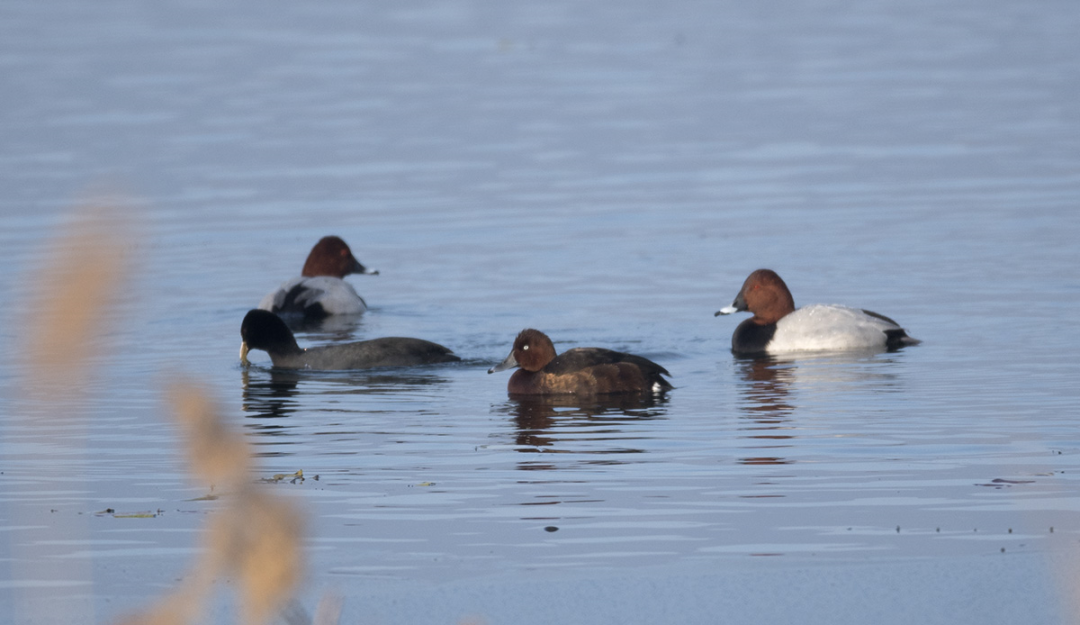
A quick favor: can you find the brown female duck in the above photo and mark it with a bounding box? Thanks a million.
[488,329,672,395]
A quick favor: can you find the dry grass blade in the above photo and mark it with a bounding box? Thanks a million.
[23,205,130,394]
[169,382,252,489]
[121,382,308,625]
[14,205,327,625]
[9,203,133,625]
[115,583,208,625]
[312,595,343,625]
[213,492,305,625]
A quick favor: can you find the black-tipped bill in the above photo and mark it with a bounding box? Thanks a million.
[715,292,747,316]
[351,258,379,276]
[488,351,518,374]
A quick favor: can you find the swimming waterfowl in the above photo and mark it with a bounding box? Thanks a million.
[240,309,459,370]
[258,236,377,318]
[488,329,673,395]
[715,269,920,356]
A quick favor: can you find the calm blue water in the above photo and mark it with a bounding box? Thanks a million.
[2,1,1080,624]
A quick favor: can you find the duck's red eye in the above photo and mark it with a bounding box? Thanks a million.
[340,249,348,257]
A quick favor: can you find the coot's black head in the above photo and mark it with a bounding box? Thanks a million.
[240,309,302,363]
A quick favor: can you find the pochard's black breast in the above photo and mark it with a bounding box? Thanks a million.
[731,319,778,356]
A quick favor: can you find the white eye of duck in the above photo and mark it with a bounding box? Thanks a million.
[522,344,529,350]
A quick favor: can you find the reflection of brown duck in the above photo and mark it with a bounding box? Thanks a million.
[501,394,668,469]
[739,357,796,418]
[735,356,795,466]
[240,367,452,437]
[510,398,560,451]
[489,329,672,395]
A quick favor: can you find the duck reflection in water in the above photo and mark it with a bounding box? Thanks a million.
[241,369,301,425]
[241,367,452,440]
[498,393,669,471]
[735,356,796,466]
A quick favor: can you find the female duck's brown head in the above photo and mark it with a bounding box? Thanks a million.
[301,236,378,279]
[488,328,558,373]
[715,269,796,325]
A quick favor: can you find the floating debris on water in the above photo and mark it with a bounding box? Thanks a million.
[264,470,304,484]
[113,512,159,519]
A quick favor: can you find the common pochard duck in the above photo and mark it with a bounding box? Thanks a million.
[716,269,920,356]
[258,236,377,318]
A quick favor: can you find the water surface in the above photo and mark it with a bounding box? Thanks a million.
[2,1,1080,623]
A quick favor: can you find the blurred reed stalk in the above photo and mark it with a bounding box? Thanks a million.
[119,382,306,625]
[13,203,319,625]
[23,205,130,396]
[11,204,132,624]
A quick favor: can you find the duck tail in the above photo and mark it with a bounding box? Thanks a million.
[885,329,920,350]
